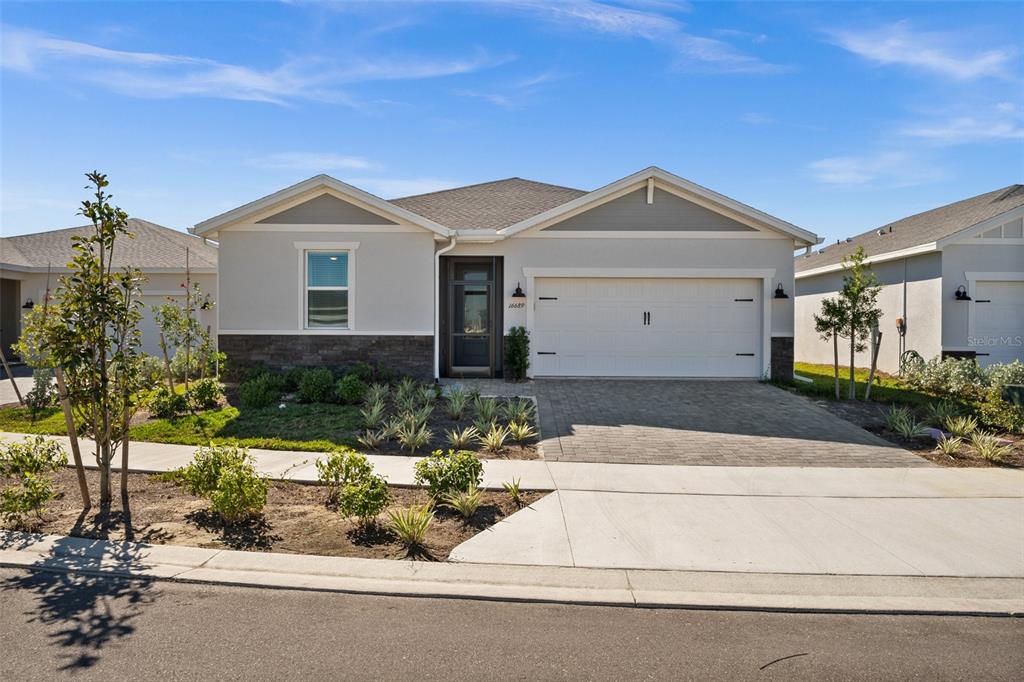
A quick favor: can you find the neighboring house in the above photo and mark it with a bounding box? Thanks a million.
[1,219,217,358]
[193,167,817,381]
[795,185,1024,373]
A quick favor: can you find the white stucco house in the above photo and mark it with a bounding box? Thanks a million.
[795,185,1024,373]
[192,167,817,381]
[1,219,217,358]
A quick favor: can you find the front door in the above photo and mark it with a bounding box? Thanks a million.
[443,258,502,377]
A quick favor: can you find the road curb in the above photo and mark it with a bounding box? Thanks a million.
[3,531,1021,616]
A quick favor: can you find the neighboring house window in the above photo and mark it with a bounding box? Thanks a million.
[306,251,349,328]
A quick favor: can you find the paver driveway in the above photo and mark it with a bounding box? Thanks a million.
[531,380,927,467]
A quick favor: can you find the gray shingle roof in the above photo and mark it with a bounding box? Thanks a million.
[796,185,1024,273]
[390,178,587,229]
[1,218,217,271]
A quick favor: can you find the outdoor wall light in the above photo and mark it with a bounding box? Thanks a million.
[22,298,34,309]
[511,283,526,298]
[954,285,972,301]
[773,283,789,299]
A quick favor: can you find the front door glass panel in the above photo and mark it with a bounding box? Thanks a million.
[452,283,490,368]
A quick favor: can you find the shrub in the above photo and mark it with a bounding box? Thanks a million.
[347,361,375,383]
[239,373,284,409]
[505,326,530,381]
[416,384,438,407]
[366,382,390,405]
[25,369,58,416]
[361,400,387,429]
[178,444,251,497]
[336,373,368,405]
[208,462,268,522]
[473,396,498,423]
[904,357,988,400]
[501,397,535,424]
[338,473,390,527]
[934,435,963,457]
[282,367,307,392]
[387,505,433,547]
[149,385,189,419]
[411,403,434,425]
[445,387,470,419]
[987,361,1024,391]
[297,368,336,403]
[944,415,979,438]
[0,436,67,523]
[396,421,432,454]
[924,400,959,426]
[357,430,386,451]
[502,478,525,507]
[395,377,417,404]
[478,423,510,454]
[970,431,1013,462]
[885,405,926,439]
[441,484,482,520]
[187,377,224,410]
[446,425,479,449]
[507,421,537,444]
[316,451,373,497]
[413,449,483,500]
[973,388,1024,434]
[137,354,166,389]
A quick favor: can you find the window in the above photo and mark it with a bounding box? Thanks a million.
[305,251,349,328]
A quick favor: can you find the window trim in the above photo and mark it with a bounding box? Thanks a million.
[294,241,359,330]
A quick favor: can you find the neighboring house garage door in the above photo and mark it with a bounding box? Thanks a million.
[974,281,1024,366]
[532,277,762,377]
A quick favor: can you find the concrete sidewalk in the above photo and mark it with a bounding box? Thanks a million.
[3,531,1021,615]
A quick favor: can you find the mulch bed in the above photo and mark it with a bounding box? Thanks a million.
[799,394,1023,468]
[2,468,544,561]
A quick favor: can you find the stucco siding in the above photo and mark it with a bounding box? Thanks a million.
[940,243,1024,352]
[450,236,796,336]
[541,188,757,232]
[794,253,942,374]
[256,194,397,225]
[217,229,435,333]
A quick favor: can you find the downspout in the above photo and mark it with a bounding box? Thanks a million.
[434,233,458,381]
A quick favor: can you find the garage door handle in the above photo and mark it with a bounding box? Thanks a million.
[734,298,753,302]
[735,353,755,356]
[975,299,991,303]
[539,296,558,301]
[537,352,556,355]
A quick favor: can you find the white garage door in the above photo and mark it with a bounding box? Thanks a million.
[974,280,1024,366]
[532,277,762,377]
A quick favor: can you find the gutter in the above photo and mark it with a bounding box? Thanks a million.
[433,234,458,380]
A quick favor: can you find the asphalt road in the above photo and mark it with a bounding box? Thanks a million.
[1,567,1021,681]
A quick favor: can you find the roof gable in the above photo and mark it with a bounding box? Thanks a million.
[256,193,398,225]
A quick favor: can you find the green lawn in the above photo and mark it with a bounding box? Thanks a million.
[787,362,947,409]
[0,402,363,453]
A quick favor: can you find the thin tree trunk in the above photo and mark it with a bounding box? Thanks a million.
[120,402,130,498]
[0,346,23,404]
[832,333,840,400]
[865,329,882,401]
[55,366,90,509]
[848,326,856,401]
[159,333,176,392]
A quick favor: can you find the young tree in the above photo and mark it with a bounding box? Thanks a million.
[153,252,216,394]
[837,247,882,400]
[19,172,147,507]
[813,297,847,400]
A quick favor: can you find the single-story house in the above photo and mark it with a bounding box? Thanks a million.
[795,185,1024,373]
[193,167,817,381]
[1,219,217,358]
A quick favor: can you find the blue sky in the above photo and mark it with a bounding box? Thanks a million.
[1,1,1021,246]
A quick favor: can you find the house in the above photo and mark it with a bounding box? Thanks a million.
[192,167,818,380]
[1,219,217,358]
[795,185,1024,373]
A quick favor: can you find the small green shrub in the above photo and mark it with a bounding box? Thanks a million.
[347,361,375,383]
[507,421,537,444]
[502,478,525,507]
[505,326,530,381]
[413,449,483,500]
[366,382,390,405]
[176,444,267,522]
[473,417,495,435]
[924,400,959,426]
[473,396,498,423]
[970,431,1013,462]
[396,421,432,454]
[904,357,988,400]
[178,444,251,497]
[316,450,374,497]
[395,376,417,404]
[885,405,927,439]
[387,505,433,547]
[150,385,189,418]
[357,430,385,451]
[934,435,963,457]
[987,360,1024,391]
[187,377,224,410]
[137,354,165,389]
[0,436,67,523]
[478,423,510,454]
[501,397,534,424]
[25,369,58,418]
[298,368,336,403]
[336,373,369,405]
[361,400,387,429]
[416,385,437,407]
[239,373,284,409]
[441,484,482,520]
[445,387,470,419]
[282,367,307,391]
[944,414,979,438]
[411,403,434,425]
[338,473,390,527]
[973,389,1024,434]
[446,425,479,449]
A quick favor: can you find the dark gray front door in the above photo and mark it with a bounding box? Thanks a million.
[443,257,502,377]
[0,279,20,360]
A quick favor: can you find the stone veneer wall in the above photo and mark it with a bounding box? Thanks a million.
[771,336,794,381]
[219,334,434,379]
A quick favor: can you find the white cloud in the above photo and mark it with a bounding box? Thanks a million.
[828,21,1016,80]
[901,104,1024,144]
[491,0,784,74]
[456,70,565,108]
[247,153,378,172]
[0,25,508,105]
[345,177,463,198]
[808,151,944,187]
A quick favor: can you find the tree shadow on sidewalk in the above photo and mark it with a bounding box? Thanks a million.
[0,533,159,672]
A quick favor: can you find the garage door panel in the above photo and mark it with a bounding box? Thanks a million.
[974,281,1024,366]
[533,277,762,377]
